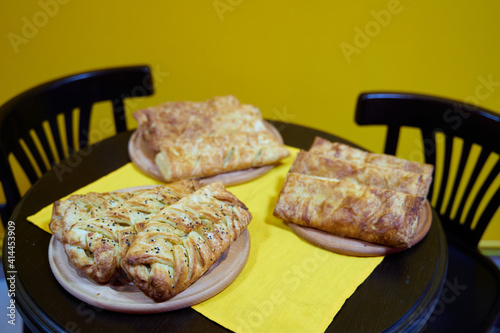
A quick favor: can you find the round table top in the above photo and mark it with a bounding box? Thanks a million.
[2,120,447,333]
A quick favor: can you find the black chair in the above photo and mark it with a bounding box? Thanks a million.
[356,92,500,332]
[0,65,154,225]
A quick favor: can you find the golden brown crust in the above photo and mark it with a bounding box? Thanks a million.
[133,95,269,152]
[290,150,433,197]
[49,194,83,242]
[155,132,290,182]
[55,180,200,283]
[273,173,424,248]
[133,95,290,182]
[49,192,137,243]
[309,137,434,176]
[122,182,252,302]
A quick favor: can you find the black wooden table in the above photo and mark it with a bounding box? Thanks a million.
[2,120,448,332]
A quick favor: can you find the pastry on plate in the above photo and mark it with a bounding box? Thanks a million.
[50,180,200,283]
[290,150,433,197]
[50,191,139,244]
[273,173,424,248]
[132,95,290,182]
[122,182,252,302]
[309,137,434,176]
[134,95,270,151]
[155,131,290,182]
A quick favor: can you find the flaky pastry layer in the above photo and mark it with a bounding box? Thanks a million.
[50,180,200,283]
[122,182,252,302]
[290,150,432,197]
[155,132,290,182]
[309,137,434,176]
[50,191,138,244]
[134,95,269,152]
[133,95,290,182]
[273,173,424,248]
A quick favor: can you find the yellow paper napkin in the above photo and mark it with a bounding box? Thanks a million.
[28,147,383,333]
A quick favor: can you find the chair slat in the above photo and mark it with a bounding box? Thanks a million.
[384,126,399,155]
[78,104,92,149]
[48,117,64,161]
[0,158,21,222]
[34,125,56,166]
[435,135,454,212]
[64,109,74,155]
[455,148,490,223]
[112,99,127,133]
[23,134,47,175]
[445,141,472,219]
[464,158,500,229]
[473,185,500,247]
[421,128,436,201]
[11,145,38,184]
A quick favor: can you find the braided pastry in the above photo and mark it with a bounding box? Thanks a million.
[122,182,252,302]
[58,180,199,283]
[50,191,138,243]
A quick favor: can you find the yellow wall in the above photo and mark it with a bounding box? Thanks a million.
[1,0,500,246]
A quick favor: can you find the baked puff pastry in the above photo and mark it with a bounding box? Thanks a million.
[122,182,252,302]
[134,95,271,152]
[309,137,434,176]
[133,95,290,182]
[155,132,290,182]
[56,180,200,283]
[290,150,433,197]
[50,191,138,244]
[273,173,424,248]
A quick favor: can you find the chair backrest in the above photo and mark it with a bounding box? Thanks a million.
[0,65,154,223]
[355,92,500,249]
